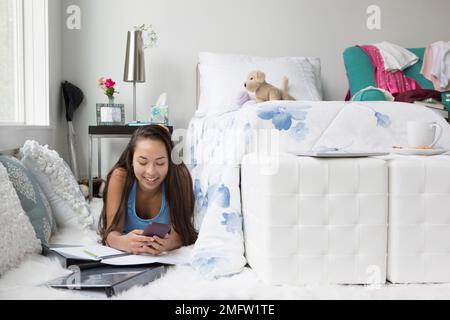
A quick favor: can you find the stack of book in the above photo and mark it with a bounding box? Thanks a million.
[413,98,449,120]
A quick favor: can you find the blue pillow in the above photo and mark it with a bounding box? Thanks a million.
[0,155,56,245]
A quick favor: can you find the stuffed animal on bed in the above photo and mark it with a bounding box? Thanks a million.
[244,70,295,103]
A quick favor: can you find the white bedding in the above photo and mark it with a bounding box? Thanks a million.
[186,100,450,278]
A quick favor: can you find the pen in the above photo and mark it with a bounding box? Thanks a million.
[82,249,99,259]
[82,249,132,260]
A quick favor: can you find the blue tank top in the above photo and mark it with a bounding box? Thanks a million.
[123,181,170,234]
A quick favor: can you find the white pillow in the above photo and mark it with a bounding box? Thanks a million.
[199,52,322,91]
[20,140,94,231]
[197,52,322,115]
[0,162,41,276]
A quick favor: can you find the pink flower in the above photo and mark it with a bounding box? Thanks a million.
[98,77,105,87]
[105,78,116,89]
[98,76,119,98]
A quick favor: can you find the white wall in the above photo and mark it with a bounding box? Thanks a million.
[58,0,450,178]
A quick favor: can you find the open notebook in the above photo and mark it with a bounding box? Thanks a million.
[47,244,192,267]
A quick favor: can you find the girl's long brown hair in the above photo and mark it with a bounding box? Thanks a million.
[98,125,197,246]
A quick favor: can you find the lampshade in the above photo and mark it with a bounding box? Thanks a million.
[123,30,146,82]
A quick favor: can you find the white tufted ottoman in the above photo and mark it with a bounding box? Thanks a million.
[241,152,388,285]
[387,155,450,283]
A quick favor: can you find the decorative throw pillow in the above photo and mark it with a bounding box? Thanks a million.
[0,155,56,245]
[20,140,94,231]
[0,162,41,275]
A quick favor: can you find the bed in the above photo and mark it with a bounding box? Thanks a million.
[187,51,450,281]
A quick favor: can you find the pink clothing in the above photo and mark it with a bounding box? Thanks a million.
[359,45,422,95]
[421,43,450,92]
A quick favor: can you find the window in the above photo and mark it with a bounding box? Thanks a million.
[0,0,49,126]
[0,0,23,124]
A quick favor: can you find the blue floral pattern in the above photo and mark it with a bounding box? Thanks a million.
[257,105,309,131]
[374,111,391,128]
[194,179,208,215]
[191,250,227,276]
[257,104,311,143]
[194,180,232,216]
[221,212,242,234]
[355,103,392,128]
[209,184,230,208]
[290,121,310,142]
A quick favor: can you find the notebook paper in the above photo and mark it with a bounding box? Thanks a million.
[51,245,192,265]
[52,245,125,261]
[102,246,192,266]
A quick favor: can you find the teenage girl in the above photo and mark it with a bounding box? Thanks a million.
[99,125,197,254]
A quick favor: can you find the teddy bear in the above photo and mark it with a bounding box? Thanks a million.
[244,70,295,103]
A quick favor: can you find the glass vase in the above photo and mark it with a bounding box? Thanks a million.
[107,95,115,105]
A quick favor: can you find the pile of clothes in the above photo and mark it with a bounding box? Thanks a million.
[350,41,450,104]
[421,41,450,92]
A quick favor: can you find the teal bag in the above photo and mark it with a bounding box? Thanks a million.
[351,87,388,101]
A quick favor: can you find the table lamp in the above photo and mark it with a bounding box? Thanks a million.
[123,30,145,122]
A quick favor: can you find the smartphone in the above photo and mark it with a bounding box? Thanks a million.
[142,222,171,238]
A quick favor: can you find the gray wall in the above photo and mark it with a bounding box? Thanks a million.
[57,0,450,178]
[50,0,67,160]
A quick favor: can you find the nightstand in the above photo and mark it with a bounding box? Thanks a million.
[88,125,173,202]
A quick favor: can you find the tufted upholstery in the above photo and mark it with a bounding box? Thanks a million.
[241,153,388,285]
[387,156,450,283]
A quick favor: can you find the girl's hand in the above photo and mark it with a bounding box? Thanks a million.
[148,227,183,253]
[123,229,162,255]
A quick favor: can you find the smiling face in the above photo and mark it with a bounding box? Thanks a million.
[132,138,169,193]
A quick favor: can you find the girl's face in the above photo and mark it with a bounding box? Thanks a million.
[132,138,169,193]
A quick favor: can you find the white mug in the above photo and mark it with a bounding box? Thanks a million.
[407,121,442,148]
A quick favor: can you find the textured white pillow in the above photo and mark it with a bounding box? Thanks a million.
[197,52,322,115]
[0,162,41,276]
[20,140,94,231]
[198,52,322,93]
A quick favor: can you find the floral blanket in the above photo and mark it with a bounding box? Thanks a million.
[185,100,450,278]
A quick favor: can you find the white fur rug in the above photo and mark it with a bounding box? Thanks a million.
[3,250,450,300]
[2,199,450,300]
